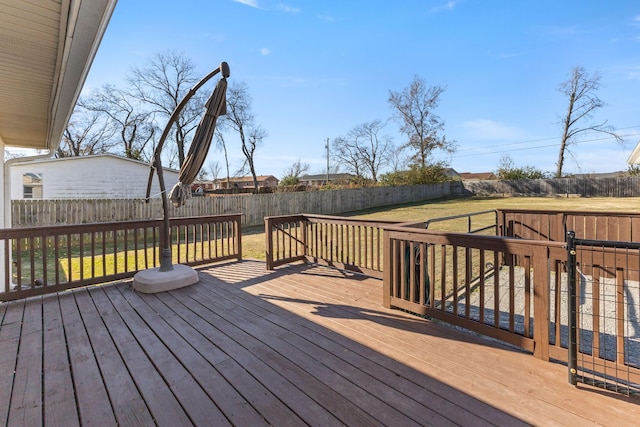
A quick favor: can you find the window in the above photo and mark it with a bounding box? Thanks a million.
[22,173,43,199]
[23,186,33,199]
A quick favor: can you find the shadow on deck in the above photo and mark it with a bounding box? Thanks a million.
[0,260,638,426]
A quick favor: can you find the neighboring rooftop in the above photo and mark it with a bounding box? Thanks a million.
[458,172,497,180]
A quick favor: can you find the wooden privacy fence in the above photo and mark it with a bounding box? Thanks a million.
[0,214,242,301]
[465,176,640,197]
[11,182,458,228]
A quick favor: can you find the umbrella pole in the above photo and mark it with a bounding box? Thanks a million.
[154,152,173,272]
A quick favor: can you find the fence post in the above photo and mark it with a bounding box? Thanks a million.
[566,230,578,385]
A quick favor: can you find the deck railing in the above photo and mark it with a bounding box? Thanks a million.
[0,214,242,301]
[265,214,402,277]
[498,209,640,243]
[382,225,566,360]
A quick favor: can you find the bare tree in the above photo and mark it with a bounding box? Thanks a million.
[127,50,205,166]
[555,66,622,177]
[389,145,408,173]
[223,81,266,189]
[332,136,363,178]
[214,125,231,187]
[284,158,310,179]
[388,76,455,167]
[238,126,267,188]
[197,169,208,181]
[333,120,394,182]
[208,160,221,182]
[280,158,310,186]
[352,120,394,182]
[79,84,156,161]
[57,104,114,157]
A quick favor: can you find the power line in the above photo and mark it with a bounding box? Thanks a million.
[454,131,640,159]
[455,125,640,154]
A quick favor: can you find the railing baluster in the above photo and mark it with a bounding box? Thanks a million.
[0,214,242,301]
[29,236,35,288]
[4,239,10,293]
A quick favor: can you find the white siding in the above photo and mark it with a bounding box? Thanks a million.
[10,155,179,199]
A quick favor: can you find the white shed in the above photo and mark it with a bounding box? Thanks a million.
[10,154,179,200]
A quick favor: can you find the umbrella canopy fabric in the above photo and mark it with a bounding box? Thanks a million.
[169,76,227,207]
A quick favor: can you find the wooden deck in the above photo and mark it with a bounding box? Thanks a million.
[1,260,638,426]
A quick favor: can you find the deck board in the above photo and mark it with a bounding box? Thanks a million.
[42,294,79,427]
[1,260,639,426]
[204,279,496,426]
[89,285,194,426]
[59,291,117,426]
[168,291,342,424]
[0,299,24,426]
[73,288,154,426]
[193,278,455,426]
[188,286,429,426]
[8,297,42,427]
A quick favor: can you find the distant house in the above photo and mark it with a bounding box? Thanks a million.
[299,173,355,187]
[458,172,497,180]
[212,175,279,190]
[10,154,179,199]
[191,181,216,192]
[442,168,461,180]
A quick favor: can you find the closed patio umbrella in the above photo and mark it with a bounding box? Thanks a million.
[134,62,229,293]
[169,74,227,207]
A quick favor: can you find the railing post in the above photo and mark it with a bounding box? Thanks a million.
[532,245,550,361]
[566,230,578,385]
[382,229,391,308]
[235,216,242,261]
[301,217,308,258]
[265,217,274,270]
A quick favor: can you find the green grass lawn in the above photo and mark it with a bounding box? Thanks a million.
[16,195,637,286]
[243,196,640,261]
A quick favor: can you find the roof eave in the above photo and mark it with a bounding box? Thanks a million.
[46,0,118,152]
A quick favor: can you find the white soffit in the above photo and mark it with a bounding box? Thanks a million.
[0,0,117,150]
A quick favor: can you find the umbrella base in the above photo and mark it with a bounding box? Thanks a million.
[132,264,199,294]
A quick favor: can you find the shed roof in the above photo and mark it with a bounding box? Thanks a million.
[12,153,178,173]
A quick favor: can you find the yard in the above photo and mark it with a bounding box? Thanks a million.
[242,196,640,260]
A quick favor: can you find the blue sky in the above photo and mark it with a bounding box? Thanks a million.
[84,0,640,177]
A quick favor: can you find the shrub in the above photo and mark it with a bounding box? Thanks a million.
[379,163,452,186]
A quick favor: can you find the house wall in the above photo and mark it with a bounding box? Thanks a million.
[264,177,278,187]
[10,156,179,199]
[0,138,5,226]
[0,138,6,287]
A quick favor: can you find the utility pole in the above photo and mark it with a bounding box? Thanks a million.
[325,137,330,185]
